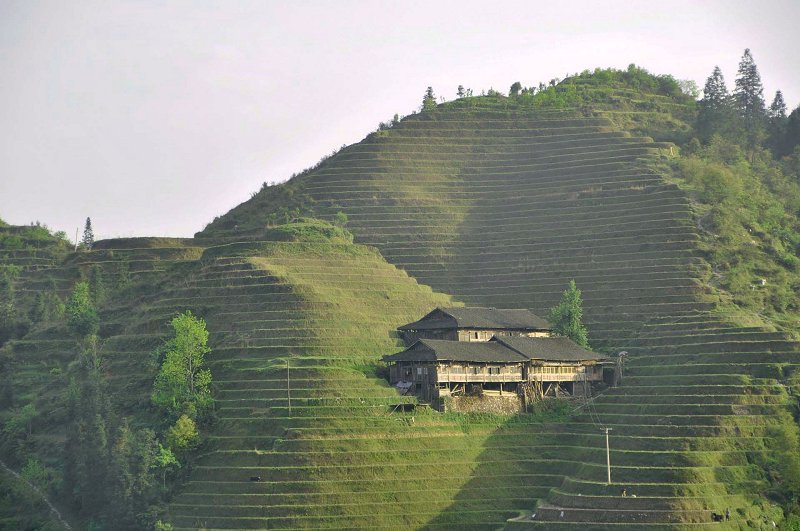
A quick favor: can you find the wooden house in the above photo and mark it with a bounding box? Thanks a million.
[383,335,607,409]
[397,307,551,346]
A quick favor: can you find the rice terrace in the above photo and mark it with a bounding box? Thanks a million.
[3,5,800,530]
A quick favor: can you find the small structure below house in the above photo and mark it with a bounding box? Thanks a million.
[383,333,608,412]
[398,307,551,345]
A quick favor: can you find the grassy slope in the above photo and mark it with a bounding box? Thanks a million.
[168,234,577,529]
[198,73,800,528]
[4,70,800,529]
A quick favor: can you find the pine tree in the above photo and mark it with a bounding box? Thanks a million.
[548,280,590,348]
[733,48,766,134]
[767,91,789,155]
[422,87,437,111]
[769,90,787,120]
[81,217,94,250]
[697,66,736,141]
[783,106,800,157]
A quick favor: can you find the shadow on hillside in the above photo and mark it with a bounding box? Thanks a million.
[420,407,593,530]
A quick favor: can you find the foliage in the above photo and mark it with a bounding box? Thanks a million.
[422,86,437,111]
[82,217,94,250]
[155,444,179,488]
[698,66,738,141]
[2,403,37,459]
[675,137,800,317]
[734,48,766,136]
[28,282,65,324]
[152,311,213,419]
[0,265,23,345]
[20,457,55,492]
[266,218,354,244]
[65,281,99,338]
[87,264,107,305]
[333,211,348,227]
[548,280,590,348]
[165,414,199,453]
[107,420,161,528]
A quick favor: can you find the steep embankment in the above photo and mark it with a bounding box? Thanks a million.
[198,76,800,528]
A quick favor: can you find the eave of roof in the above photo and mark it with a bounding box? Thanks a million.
[493,336,608,362]
[398,307,550,331]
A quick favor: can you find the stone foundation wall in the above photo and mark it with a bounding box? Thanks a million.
[443,395,524,414]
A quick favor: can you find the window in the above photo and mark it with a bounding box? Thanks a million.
[474,332,479,339]
[488,367,501,375]
[471,367,481,375]
[417,367,423,375]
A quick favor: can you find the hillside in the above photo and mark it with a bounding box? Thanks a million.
[2,66,800,530]
[196,69,800,528]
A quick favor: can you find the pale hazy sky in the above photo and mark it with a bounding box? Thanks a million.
[1,0,798,241]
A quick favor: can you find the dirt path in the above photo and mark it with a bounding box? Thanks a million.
[0,459,72,530]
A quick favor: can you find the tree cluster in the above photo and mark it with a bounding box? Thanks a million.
[697,49,800,157]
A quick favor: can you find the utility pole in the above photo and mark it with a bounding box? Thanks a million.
[74,227,79,252]
[286,359,291,416]
[604,427,613,484]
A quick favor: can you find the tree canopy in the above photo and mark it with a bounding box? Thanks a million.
[82,217,94,250]
[152,311,213,418]
[548,280,590,348]
[65,281,99,338]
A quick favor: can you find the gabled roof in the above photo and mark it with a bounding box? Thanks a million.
[383,336,607,365]
[398,307,550,331]
[382,339,528,364]
[492,336,607,362]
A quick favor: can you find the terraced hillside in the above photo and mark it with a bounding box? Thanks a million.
[4,72,800,529]
[201,98,701,349]
[197,80,800,528]
[165,234,580,529]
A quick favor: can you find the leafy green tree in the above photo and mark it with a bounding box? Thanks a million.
[333,211,348,227]
[152,311,213,417]
[108,421,160,528]
[20,457,54,491]
[456,85,465,98]
[4,402,37,457]
[155,444,180,488]
[422,86,437,111]
[28,292,47,323]
[509,81,522,96]
[66,281,99,338]
[548,280,590,348]
[64,337,112,515]
[87,264,107,305]
[82,217,94,250]
[734,48,766,137]
[166,414,199,452]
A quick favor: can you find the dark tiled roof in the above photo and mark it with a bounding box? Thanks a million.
[382,339,528,363]
[493,336,607,362]
[398,307,550,331]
